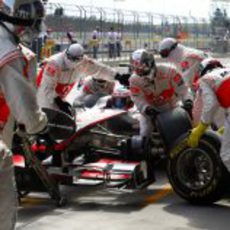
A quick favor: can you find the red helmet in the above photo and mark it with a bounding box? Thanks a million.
[111,86,133,109]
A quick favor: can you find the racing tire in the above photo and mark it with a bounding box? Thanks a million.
[156,107,192,150]
[167,131,229,204]
[55,196,67,207]
[127,135,151,161]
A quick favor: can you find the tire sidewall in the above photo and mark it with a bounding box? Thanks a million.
[167,137,225,204]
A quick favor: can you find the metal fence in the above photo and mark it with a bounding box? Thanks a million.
[37,2,212,61]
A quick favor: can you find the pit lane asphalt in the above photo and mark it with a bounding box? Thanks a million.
[16,56,230,230]
[16,167,230,230]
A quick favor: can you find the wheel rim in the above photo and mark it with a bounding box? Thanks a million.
[175,148,214,191]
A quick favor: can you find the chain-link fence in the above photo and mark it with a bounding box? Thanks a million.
[36,2,212,61]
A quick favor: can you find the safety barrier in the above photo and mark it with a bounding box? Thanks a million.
[32,3,213,61]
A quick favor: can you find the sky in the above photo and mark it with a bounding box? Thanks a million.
[49,0,214,19]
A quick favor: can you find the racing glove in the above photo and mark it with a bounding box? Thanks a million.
[16,123,55,146]
[217,126,225,135]
[54,96,72,116]
[182,99,193,116]
[115,73,131,86]
[187,122,208,148]
[145,106,159,118]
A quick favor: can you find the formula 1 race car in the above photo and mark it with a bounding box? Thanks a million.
[12,105,151,206]
[12,103,193,206]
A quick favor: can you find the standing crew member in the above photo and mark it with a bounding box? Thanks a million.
[0,1,49,229]
[129,49,193,138]
[188,58,230,172]
[158,37,209,92]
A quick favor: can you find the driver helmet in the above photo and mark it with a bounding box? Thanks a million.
[131,49,155,76]
[158,37,178,58]
[0,0,46,44]
[199,58,223,77]
[64,43,84,69]
[111,86,133,109]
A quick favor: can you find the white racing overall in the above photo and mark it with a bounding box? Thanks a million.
[129,63,192,137]
[0,25,47,230]
[166,44,209,92]
[198,67,230,172]
[37,53,117,110]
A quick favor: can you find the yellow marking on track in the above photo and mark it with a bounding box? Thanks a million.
[20,197,48,207]
[144,184,173,205]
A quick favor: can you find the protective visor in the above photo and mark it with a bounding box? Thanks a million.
[159,49,171,58]
[113,97,126,109]
[93,79,106,83]
[159,42,178,58]
[0,1,45,28]
[93,78,107,88]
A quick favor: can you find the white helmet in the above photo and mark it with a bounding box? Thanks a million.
[64,43,84,69]
[158,37,178,58]
[0,0,45,44]
[199,58,223,77]
[131,49,155,76]
[92,77,108,89]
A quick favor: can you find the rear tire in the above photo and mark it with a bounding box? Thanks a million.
[167,131,228,204]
